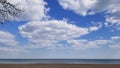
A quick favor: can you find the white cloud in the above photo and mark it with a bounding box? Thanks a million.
[0,0,48,22]
[67,39,108,49]
[65,35,120,49]
[0,47,27,53]
[58,0,97,16]
[58,0,120,29]
[0,31,27,53]
[0,31,18,47]
[111,36,120,40]
[89,25,101,32]
[19,20,100,48]
[109,36,120,48]
[19,20,89,39]
[20,0,49,21]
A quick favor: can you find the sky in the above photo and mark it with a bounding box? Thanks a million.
[0,0,120,59]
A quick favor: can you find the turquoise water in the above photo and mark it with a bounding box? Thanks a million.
[0,59,120,64]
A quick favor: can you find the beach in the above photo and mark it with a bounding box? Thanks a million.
[0,64,120,68]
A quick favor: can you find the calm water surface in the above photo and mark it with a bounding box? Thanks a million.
[0,59,120,64]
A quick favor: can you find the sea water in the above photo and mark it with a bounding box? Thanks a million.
[0,59,120,64]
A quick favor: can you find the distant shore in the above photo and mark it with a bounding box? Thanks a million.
[0,64,120,68]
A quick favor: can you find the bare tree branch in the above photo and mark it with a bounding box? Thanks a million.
[0,0,23,24]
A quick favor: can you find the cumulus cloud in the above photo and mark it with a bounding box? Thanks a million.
[67,36,120,49]
[0,31,18,47]
[67,39,108,49]
[19,0,49,20]
[58,0,97,16]
[66,36,119,49]
[19,20,100,48]
[0,0,48,22]
[109,36,120,48]
[58,0,120,29]
[0,31,27,53]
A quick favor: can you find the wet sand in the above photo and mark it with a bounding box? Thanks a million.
[0,64,120,68]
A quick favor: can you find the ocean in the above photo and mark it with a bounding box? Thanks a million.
[0,59,120,64]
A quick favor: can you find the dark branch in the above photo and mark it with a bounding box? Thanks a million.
[0,0,23,24]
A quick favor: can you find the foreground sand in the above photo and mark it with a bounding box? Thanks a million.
[0,64,120,68]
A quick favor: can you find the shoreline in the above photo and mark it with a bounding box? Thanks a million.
[0,64,120,68]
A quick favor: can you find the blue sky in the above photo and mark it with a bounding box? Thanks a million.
[0,0,120,59]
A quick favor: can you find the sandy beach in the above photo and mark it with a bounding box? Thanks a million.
[0,64,120,68]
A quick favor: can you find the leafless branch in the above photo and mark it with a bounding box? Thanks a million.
[0,0,23,24]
